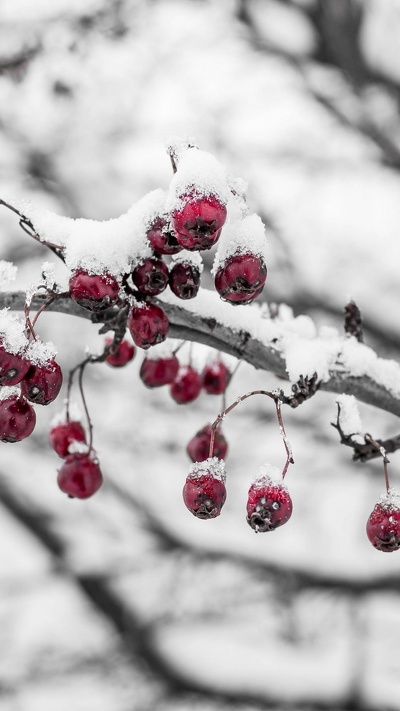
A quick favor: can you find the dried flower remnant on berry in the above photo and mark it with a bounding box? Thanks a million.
[246,468,292,533]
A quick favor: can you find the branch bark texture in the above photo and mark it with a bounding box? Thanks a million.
[2,290,400,419]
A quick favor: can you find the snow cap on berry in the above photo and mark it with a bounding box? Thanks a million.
[165,148,230,213]
[251,463,285,488]
[188,456,226,483]
[212,213,268,274]
[67,439,90,455]
[0,309,28,355]
[171,250,204,273]
[50,401,84,427]
[26,339,57,365]
[0,386,21,402]
[378,488,400,511]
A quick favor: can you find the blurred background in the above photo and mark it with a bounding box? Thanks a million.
[1,0,400,709]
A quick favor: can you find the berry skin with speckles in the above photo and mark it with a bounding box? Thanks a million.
[214,253,267,305]
[105,338,135,368]
[187,424,228,463]
[169,262,201,300]
[0,395,36,443]
[0,342,30,386]
[172,194,226,251]
[49,420,87,458]
[20,359,63,406]
[69,270,119,311]
[140,355,179,388]
[132,257,169,296]
[183,465,227,519]
[170,365,202,404]
[127,303,169,350]
[146,217,182,256]
[202,360,231,395]
[366,501,400,552]
[57,452,103,499]
[246,479,292,532]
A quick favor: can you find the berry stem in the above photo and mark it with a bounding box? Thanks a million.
[365,434,391,492]
[208,389,294,478]
[0,198,65,258]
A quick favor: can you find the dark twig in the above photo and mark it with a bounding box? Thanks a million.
[344,301,363,343]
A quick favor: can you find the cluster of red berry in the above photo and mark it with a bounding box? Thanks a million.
[0,329,62,443]
[68,190,267,353]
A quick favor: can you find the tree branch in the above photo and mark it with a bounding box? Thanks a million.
[1,290,400,420]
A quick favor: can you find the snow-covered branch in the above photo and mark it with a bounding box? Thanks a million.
[2,288,400,418]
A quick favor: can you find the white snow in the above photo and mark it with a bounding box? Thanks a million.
[165,148,230,213]
[251,463,284,487]
[26,339,58,365]
[336,394,363,437]
[171,250,204,273]
[0,309,28,354]
[188,457,226,483]
[212,213,268,272]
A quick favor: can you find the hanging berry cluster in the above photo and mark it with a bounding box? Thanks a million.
[0,142,398,554]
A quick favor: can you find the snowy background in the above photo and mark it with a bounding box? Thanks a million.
[1,0,400,709]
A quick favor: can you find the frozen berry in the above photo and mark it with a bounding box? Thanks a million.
[140,354,179,387]
[49,420,87,458]
[20,359,63,405]
[57,452,103,499]
[202,360,231,395]
[169,262,201,299]
[128,302,169,349]
[187,424,228,462]
[172,194,226,251]
[132,257,169,296]
[183,458,226,519]
[147,217,182,255]
[69,270,119,311]
[214,253,267,305]
[0,394,36,442]
[0,342,30,386]
[105,338,135,367]
[366,495,400,552]
[246,476,292,532]
[170,365,202,404]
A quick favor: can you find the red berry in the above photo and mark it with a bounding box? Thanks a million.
[69,270,119,311]
[49,420,87,458]
[366,495,400,552]
[127,302,169,349]
[105,338,135,368]
[214,253,267,305]
[170,365,202,404]
[172,194,226,251]
[187,424,228,462]
[0,394,36,442]
[140,355,179,387]
[147,217,182,255]
[202,360,231,395]
[246,476,292,532]
[57,452,103,499]
[169,262,201,300]
[132,257,169,296]
[0,342,30,386]
[20,359,63,405]
[183,458,227,519]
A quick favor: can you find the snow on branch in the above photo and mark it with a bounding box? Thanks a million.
[2,288,400,418]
